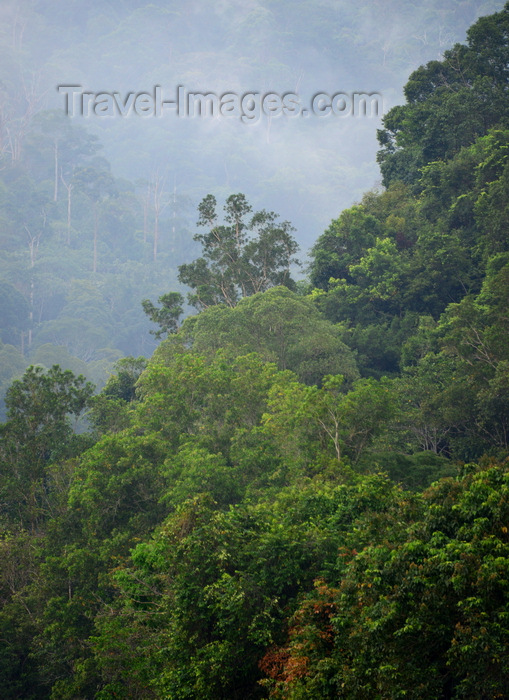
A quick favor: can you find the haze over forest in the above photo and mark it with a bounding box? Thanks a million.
[37,0,505,236]
[0,0,505,398]
[2,2,509,698]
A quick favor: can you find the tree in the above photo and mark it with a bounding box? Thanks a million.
[0,364,94,529]
[309,205,381,289]
[376,2,509,188]
[88,356,147,434]
[141,291,184,339]
[262,373,395,473]
[25,110,100,204]
[179,286,359,387]
[178,193,299,309]
[0,281,29,349]
[73,165,115,273]
[437,256,509,456]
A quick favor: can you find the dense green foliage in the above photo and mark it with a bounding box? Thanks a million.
[1,5,509,699]
[377,3,509,187]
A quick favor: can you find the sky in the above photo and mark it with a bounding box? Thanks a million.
[7,0,508,251]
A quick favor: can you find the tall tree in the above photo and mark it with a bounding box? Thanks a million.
[178,193,299,310]
[73,166,115,273]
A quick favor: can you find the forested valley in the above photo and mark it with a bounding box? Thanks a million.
[2,3,509,699]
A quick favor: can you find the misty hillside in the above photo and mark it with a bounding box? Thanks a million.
[8,0,504,234]
[0,0,505,406]
[1,2,509,698]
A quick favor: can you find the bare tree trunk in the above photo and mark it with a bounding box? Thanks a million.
[93,207,98,273]
[151,171,170,262]
[53,140,59,202]
[153,203,159,262]
[8,70,45,162]
[171,176,176,254]
[12,4,28,51]
[25,226,41,348]
[141,182,150,244]
[61,173,73,245]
